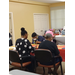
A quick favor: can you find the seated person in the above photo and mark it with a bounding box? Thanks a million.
[15,27,35,72]
[55,29,59,34]
[49,29,53,32]
[61,27,65,35]
[39,33,62,74]
[31,32,45,44]
[46,31,57,44]
[59,28,63,35]
[9,33,13,46]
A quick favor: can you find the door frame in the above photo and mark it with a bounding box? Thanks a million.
[9,12,15,45]
[33,13,49,35]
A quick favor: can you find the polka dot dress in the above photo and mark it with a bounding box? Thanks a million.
[15,38,34,60]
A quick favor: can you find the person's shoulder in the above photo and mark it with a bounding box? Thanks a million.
[51,42,56,46]
[16,38,21,42]
[45,40,54,45]
[39,40,45,45]
[24,39,29,42]
[39,35,44,38]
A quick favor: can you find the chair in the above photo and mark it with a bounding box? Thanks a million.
[34,49,63,75]
[9,50,31,70]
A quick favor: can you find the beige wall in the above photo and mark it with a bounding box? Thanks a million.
[50,2,65,7]
[9,0,50,42]
[9,0,65,42]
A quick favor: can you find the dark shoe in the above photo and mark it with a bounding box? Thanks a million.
[55,73,58,75]
[48,70,53,74]
[53,72,58,75]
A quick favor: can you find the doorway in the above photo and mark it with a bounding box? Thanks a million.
[9,12,15,45]
[34,13,49,36]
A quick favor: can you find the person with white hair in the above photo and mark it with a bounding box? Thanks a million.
[39,33,62,74]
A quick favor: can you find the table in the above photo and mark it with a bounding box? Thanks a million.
[9,46,16,50]
[55,35,65,45]
[9,69,41,75]
[57,45,65,62]
[9,44,65,62]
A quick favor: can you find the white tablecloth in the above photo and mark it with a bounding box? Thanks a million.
[9,69,41,75]
[55,35,65,45]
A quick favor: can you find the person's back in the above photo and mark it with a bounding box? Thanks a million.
[39,40,59,56]
[38,33,62,74]
[16,38,34,57]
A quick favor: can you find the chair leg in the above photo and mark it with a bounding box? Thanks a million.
[20,67,22,70]
[34,60,37,73]
[53,67,56,75]
[9,67,14,71]
[60,62,63,75]
[34,67,36,73]
[43,67,45,75]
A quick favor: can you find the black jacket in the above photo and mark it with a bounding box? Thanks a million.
[9,39,13,46]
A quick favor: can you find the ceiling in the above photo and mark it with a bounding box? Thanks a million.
[29,0,65,3]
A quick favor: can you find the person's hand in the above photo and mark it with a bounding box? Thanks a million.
[34,45,37,49]
[35,41,41,44]
[30,42,32,44]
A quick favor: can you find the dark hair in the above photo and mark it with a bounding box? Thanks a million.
[9,33,12,37]
[32,32,37,37]
[21,27,27,36]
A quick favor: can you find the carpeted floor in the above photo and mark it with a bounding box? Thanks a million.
[9,62,65,75]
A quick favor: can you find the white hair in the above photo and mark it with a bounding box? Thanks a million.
[45,33,52,39]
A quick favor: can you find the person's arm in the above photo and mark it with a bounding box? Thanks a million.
[42,36,45,41]
[38,44,41,49]
[38,43,42,49]
[27,40,35,53]
[32,39,34,44]
[15,40,18,52]
[35,41,41,44]
[53,43,60,56]
[36,36,45,44]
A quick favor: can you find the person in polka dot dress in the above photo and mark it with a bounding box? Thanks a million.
[15,27,35,72]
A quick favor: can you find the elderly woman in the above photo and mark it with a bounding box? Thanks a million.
[45,31,57,44]
[39,33,62,74]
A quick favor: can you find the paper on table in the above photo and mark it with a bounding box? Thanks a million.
[9,45,15,48]
[9,47,16,51]
[32,44,39,48]
[57,45,65,49]
[13,47,16,50]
